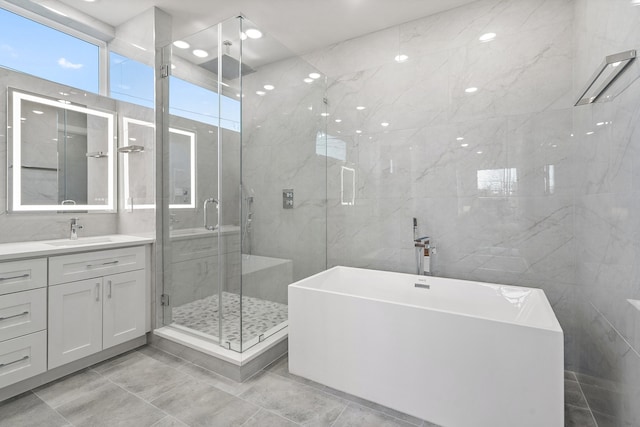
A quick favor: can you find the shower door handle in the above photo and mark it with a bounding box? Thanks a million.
[204,198,219,231]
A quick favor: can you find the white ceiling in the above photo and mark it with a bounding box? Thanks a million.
[56,0,477,56]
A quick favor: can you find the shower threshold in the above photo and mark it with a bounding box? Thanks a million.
[152,325,288,381]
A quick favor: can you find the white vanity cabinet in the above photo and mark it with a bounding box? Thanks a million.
[48,246,147,369]
[0,259,48,388]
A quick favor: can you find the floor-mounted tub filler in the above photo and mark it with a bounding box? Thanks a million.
[288,267,564,427]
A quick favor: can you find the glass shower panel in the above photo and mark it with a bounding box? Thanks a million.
[239,18,327,351]
[161,21,236,346]
[217,17,243,351]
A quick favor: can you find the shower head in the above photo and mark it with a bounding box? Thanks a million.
[199,54,256,80]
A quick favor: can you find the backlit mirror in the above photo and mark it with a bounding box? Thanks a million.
[8,88,116,212]
[122,117,195,209]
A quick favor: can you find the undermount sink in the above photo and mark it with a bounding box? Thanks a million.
[45,237,116,247]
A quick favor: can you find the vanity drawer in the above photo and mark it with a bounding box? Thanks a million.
[49,246,145,285]
[0,288,46,343]
[0,258,47,296]
[0,330,46,389]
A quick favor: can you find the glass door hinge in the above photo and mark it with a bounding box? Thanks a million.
[160,294,170,306]
[160,65,170,78]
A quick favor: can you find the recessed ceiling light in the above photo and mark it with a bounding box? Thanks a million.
[477,151,483,154]
[381,122,390,127]
[479,32,497,42]
[129,137,137,141]
[596,122,605,126]
[586,131,594,135]
[83,0,97,2]
[32,110,44,115]
[456,137,464,141]
[356,130,363,134]
[309,72,321,79]
[356,106,366,110]
[303,78,314,83]
[256,90,266,96]
[461,143,469,147]
[263,84,275,90]
[321,113,330,117]
[551,144,558,148]
[20,117,26,121]
[192,49,208,58]
[245,29,263,39]
[394,54,409,63]
[335,119,342,123]
[465,87,478,93]
[173,40,190,49]
[59,92,69,96]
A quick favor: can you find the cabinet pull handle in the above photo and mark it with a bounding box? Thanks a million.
[0,311,29,322]
[95,283,100,302]
[0,273,29,282]
[108,280,112,299]
[86,260,119,268]
[0,355,29,369]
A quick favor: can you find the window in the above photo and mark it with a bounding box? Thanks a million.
[170,77,240,132]
[110,52,154,108]
[0,7,100,93]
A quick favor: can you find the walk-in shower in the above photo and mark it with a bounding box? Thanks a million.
[153,15,327,368]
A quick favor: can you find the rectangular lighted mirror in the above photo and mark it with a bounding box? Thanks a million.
[122,117,196,210]
[8,89,116,212]
[575,49,636,106]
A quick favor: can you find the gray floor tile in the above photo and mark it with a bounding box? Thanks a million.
[564,380,588,408]
[0,392,68,427]
[92,349,145,374]
[264,355,319,388]
[34,369,110,408]
[242,409,300,427]
[152,380,258,427]
[100,352,190,401]
[266,355,424,426]
[239,372,346,426]
[151,416,189,427]
[318,386,425,426]
[565,404,597,427]
[55,382,165,427]
[178,361,264,396]
[138,346,188,369]
[332,404,417,427]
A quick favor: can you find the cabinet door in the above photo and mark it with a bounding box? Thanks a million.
[48,279,103,369]
[103,270,146,349]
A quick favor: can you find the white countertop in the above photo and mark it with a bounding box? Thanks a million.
[0,234,155,261]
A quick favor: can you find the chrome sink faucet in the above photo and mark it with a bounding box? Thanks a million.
[70,217,83,240]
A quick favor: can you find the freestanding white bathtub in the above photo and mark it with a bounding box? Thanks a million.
[288,266,564,427]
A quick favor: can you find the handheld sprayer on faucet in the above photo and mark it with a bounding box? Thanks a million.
[413,218,434,275]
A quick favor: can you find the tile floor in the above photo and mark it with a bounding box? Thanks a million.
[0,345,598,427]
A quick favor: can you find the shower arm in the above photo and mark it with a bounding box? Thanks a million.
[204,198,218,231]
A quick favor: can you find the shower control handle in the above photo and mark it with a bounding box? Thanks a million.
[204,198,219,231]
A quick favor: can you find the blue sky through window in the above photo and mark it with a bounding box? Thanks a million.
[0,7,99,93]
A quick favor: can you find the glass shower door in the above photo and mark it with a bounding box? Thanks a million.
[160,18,242,350]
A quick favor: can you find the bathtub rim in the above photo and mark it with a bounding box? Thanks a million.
[289,265,563,333]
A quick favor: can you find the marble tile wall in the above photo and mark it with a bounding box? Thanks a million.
[241,55,327,282]
[301,0,580,367]
[573,0,640,424]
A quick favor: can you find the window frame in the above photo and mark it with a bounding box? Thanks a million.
[0,1,108,95]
